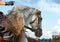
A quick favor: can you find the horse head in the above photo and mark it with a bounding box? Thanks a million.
[6,5,42,38]
[26,9,42,37]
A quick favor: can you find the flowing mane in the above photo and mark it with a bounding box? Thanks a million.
[6,9,24,36]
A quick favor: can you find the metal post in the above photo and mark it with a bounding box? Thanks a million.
[0,1,14,6]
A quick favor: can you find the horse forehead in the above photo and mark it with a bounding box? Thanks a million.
[13,5,39,12]
[11,5,40,16]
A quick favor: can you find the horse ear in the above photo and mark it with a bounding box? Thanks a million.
[36,11,41,15]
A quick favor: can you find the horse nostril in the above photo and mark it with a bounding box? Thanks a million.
[34,28,42,37]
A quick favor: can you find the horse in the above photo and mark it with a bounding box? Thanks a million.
[4,5,42,42]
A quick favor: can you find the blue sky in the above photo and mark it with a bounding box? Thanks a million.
[0,0,60,39]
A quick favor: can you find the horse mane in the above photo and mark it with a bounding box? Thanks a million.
[6,9,24,36]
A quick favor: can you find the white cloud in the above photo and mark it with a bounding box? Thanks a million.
[57,19,60,25]
[21,0,31,2]
[53,19,60,34]
[51,19,60,35]
[40,19,60,39]
[38,0,60,13]
[40,29,52,39]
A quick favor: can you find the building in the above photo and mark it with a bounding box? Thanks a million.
[52,35,60,42]
[27,37,38,42]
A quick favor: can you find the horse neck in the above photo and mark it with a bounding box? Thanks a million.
[17,31,26,42]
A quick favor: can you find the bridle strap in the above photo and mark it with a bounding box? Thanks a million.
[24,25,35,32]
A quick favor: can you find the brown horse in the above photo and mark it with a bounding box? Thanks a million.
[4,5,42,42]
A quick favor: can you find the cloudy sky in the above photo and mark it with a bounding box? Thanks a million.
[0,0,60,39]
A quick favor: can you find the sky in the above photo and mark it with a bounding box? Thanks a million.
[0,0,60,39]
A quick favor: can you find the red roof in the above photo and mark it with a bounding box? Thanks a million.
[27,37,38,42]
